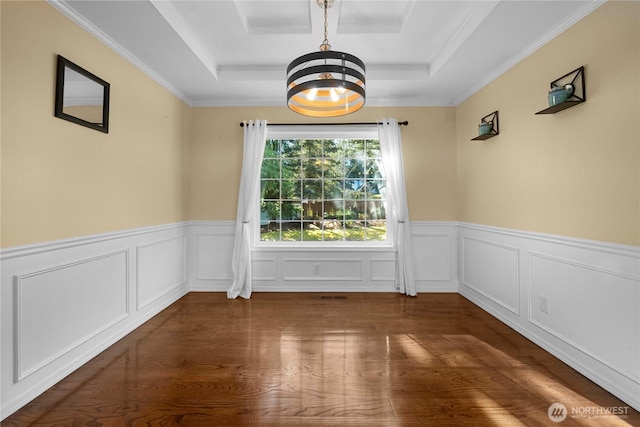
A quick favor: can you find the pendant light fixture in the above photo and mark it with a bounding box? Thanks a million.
[287,0,366,117]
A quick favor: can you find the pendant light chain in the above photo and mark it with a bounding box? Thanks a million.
[321,0,330,51]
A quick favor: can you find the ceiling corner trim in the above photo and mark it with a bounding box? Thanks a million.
[366,64,430,81]
[529,0,607,51]
[47,0,193,107]
[452,0,607,106]
[149,0,219,80]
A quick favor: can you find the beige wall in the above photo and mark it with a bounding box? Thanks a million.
[2,1,637,249]
[456,0,639,246]
[189,106,457,222]
[1,1,191,248]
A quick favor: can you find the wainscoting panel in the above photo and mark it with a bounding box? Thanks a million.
[412,222,458,292]
[412,235,450,280]
[188,221,459,293]
[252,250,394,292]
[137,235,187,310]
[370,259,396,281]
[188,221,235,291]
[283,258,363,281]
[529,252,639,384]
[1,224,189,419]
[253,258,277,281]
[4,220,637,419]
[461,236,520,315]
[15,251,128,382]
[458,223,640,412]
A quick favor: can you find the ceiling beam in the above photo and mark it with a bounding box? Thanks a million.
[149,0,219,80]
[429,0,500,79]
[216,63,429,81]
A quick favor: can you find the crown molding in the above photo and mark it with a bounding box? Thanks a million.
[453,0,606,105]
[47,0,194,106]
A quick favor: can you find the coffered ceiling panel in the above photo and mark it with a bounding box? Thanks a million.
[50,0,605,108]
[336,1,416,34]
[233,0,313,34]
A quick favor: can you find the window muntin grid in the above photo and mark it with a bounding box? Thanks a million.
[259,138,387,243]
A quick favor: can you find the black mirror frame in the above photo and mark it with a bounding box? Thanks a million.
[55,55,110,133]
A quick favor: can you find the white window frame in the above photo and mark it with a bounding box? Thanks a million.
[255,125,393,248]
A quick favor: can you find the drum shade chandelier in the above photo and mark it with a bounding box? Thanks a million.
[286,0,366,117]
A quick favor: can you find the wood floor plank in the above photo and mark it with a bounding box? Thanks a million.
[3,292,638,426]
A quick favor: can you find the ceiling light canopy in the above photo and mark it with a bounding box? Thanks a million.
[287,0,366,117]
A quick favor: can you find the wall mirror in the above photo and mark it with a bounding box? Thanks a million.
[55,55,110,133]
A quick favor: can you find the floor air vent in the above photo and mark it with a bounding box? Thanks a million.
[320,295,347,299]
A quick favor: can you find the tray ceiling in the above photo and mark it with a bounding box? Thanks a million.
[50,0,604,107]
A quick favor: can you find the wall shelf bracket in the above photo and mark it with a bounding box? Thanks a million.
[536,66,586,114]
[471,110,499,141]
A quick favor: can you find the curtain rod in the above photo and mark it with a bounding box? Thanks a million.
[239,120,408,128]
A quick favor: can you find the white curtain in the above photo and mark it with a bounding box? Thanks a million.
[227,120,268,299]
[378,118,417,296]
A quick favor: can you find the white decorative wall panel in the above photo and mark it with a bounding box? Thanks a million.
[250,249,396,292]
[370,258,395,281]
[189,222,235,291]
[189,221,458,292]
[458,222,640,412]
[412,222,458,292]
[461,236,520,315]
[1,223,188,420]
[529,252,639,383]
[15,251,128,381]
[196,234,234,280]
[5,220,637,419]
[284,258,362,281]
[137,236,186,309]
[412,234,451,281]
[252,258,277,281]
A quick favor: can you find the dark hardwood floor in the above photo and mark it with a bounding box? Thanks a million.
[4,293,638,426]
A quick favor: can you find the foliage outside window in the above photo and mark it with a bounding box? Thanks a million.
[259,137,387,243]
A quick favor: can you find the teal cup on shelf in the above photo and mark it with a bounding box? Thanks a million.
[478,122,493,135]
[548,84,574,107]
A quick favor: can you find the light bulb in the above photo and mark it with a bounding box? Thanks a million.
[306,87,318,101]
[336,85,346,94]
[329,87,339,102]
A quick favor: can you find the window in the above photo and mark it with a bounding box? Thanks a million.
[259,128,387,243]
